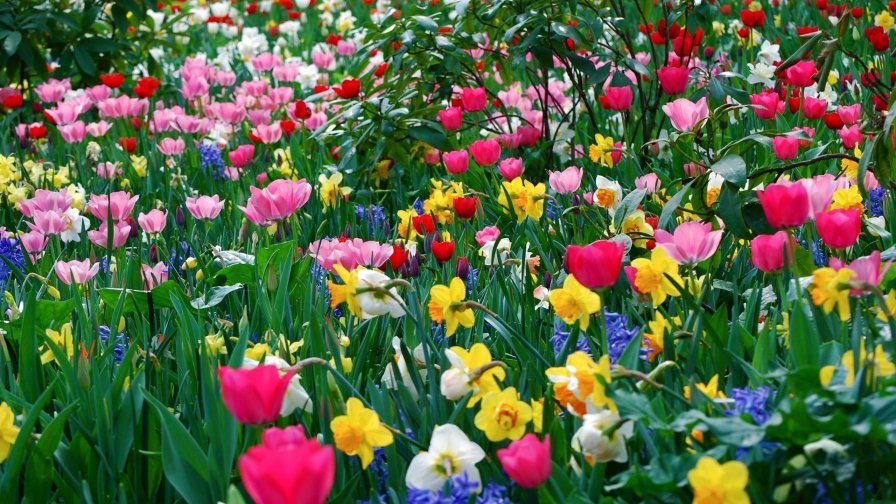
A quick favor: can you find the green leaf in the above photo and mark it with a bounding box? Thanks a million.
[191,284,244,310]
[2,31,20,55]
[711,154,746,187]
[408,124,451,151]
[789,303,820,369]
[658,180,694,229]
[143,391,213,504]
[73,46,96,75]
[412,15,438,32]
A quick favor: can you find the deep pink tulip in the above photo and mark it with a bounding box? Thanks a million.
[772,136,799,160]
[816,209,861,249]
[750,231,794,273]
[604,86,633,111]
[654,221,723,265]
[567,240,625,289]
[219,365,294,424]
[238,426,335,504]
[438,107,463,131]
[497,157,523,181]
[229,144,255,168]
[750,90,781,120]
[442,150,469,175]
[657,65,690,95]
[460,87,487,112]
[497,434,552,489]
[802,96,827,120]
[756,181,810,228]
[784,60,819,87]
[469,139,501,166]
[838,125,863,149]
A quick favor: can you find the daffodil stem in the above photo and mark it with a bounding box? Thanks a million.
[468,361,507,382]
[381,422,427,450]
[288,357,328,372]
[461,301,497,317]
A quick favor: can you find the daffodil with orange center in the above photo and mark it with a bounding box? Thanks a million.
[548,275,602,330]
[545,352,615,417]
[330,397,394,469]
[625,247,683,306]
[428,277,475,336]
[473,387,532,442]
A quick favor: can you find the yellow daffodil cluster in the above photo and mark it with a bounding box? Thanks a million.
[497,177,545,223]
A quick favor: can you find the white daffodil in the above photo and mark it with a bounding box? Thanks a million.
[479,237,511,266]
[382,337,425,400]
[406,424,486,491]
[571,410,633,464]
[747,62,776,88]
[242,356,312,415]
[594,176,623,216]
[355,268,406,319]
[60,208,89,243]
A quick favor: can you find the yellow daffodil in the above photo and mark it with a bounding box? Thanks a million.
[688,457,750,504]
[318,172,352,209]
[876,10,895,30]
[428,277,475,336]
[245,343,271,361]
[546,352,615,417]
[643,311,673,362]
[589,133,616,167]
[497,177,545,223]
[328,264,362,318]
[841,147,861,179]
[396,208,421,241]
[473,387,532,442]
[627,247,684,306]
[829,186,863,213]
[330,398,394,469]
[809,267,855,321]
[0,402,20,463]
[684,374,726,401]
[424,179,464,224]
[620,210,654,248]
[41,323,74,365]
[548,275,602,330]
[442,343,505,406]
[820,342,896,387]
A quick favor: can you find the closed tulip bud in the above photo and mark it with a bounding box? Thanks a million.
[497,434,552,488]
[218,364,294,424]
[175,206,186,227]
[455,257,470,280]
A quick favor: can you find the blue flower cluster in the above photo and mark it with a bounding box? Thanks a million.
[355,203,388,234]
[0,236,25,288]
[99,325,128,364]
[198,141,226,178]
[406,474,509,504]
[726,386,773,425]
[866,187,886,218]
[605,311,643,364]
[549,321,589,358]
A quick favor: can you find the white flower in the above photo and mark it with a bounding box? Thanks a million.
[439,348,473,401]
[479,237,511,266]
[757,40,781,65]
[60,208,89,243]
[297,64,321,90]
[594,176,623,216]
[242,357,312,415]
[355,269,406,319]
[406,424,486,491]
[571,410,633,464]
[382,337,425,400]
[747,62,776,88]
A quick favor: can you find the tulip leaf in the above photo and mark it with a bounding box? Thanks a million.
[711,154,746,187]
[658,180,694,230]
[191,284,244,310]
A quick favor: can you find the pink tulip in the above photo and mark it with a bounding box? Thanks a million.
[604,86,633,111]
[253,123,283,144]
[87,191,139,221]
[141,262,169,289]
[802,96,827,120]
[838,125,863,149]
[46,101,84,125]
[750,231,794,273]
[797,174,837,218]
[498,157,523,181]
[475,226,501,246]
[19,189,72,217]
[657,65,689,95]
[567,240,625,289]
[58,121,87,143]
[750,90,781,120]
[497,434,552,489]
[158,137,186,156]
[218,365,294,424]
[229,144,255,168]
[830,251,891,295]
[308,238,393,272]
[816,209,861,249]
[137,209,168,235]
[662,97,709,132]
[438,107,463,131]
[516,126,540,147]
[87,221,131,249]
[186,195,225,220]
[772,136,800,160]
[756,181,810,228]
[35,79,70,103]
[469,139,502,166]
[239,179,312,226]
[460,87,487,112]
[548,166,583,194]
[442,150,469,175]
[55,259,99,285]
[20,231,48,258]
[654,221,723,265]
[238,426,335,504]
[27,210,68,235]
[85,121,113,138]
[837,104,861,126]
[635,173,661,194]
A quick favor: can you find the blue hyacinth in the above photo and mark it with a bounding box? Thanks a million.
[0,236,25,289]
[726,386,773,425]
[406,474,506,504]
[549,321,589,357]
[605,311,642,364]
[198,141,226,178]
[867,187,886,218]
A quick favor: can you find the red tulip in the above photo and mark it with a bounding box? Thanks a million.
[603,86,633,111]
[566,240,625,289]
[816,209,862,249]
[412,214,436,235]
[497,434,552,488]
[218,365,294,424]
[333,79,360,99]
[757,181,810,229]
[239,426,335,504]
[453,196,478,220]
[431,240,455,263]
[100,73,126,89]
[750,231,795,273]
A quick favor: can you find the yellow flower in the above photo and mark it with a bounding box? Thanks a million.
[684,374,726,401]
[318,172,352,209]
[688,457,750,504]
[841,147,861,179]
[446,343,505,407]
[809,267,855,321]
[330,398,394,469]
[876,10,895,30]
[548,275,602,330]
[589,133,616,167]
[245,343,271,361]
[41,323,74,365]
[829,186,863,213]
[497,177,545,223]
[328,264,362,318]
[545,352,615,417]
[131,155,148,177]
[428,277,475,336]
[0,402,20,464]
[628,247,684,306]
[203,334,227,356]
[620,210,654,248]
[877,289,896,322]
[819,342,896,387]
[424,179,463,224]
[396,208,421,241]
[474,387,532,442]
[531,398,544,433]
[643,311,673,362]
